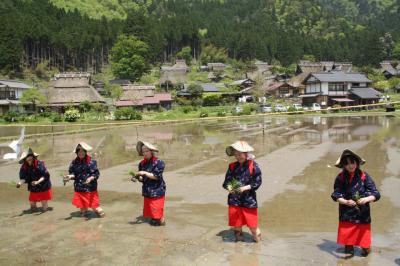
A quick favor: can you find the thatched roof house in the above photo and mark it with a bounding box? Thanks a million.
[380,61,400,79]
[116,85,172,110]
[46,72,105,107]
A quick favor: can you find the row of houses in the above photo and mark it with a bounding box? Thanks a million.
[0,60,397,115]
[0,73,174,115]
[263,60,388,107]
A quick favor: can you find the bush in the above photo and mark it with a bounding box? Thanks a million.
[51,112,62,122]
[202,94,221,106]
[79,101,93,112]
[181,106,194,113]
[21,115,38,122]
[191,97,203,107]
[241,105,252,115]
[199,111,209,118]
[217,111,226,117]
[3,111,20,122]
[64,108,80,122]
[114,107,142,120]
[38,108,53,118]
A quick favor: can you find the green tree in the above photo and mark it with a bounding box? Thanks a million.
[20,88,46,113]
[110,35,150,81]
[187,84,203,98]
[379,33,395,59]
[176,46,192,66]
[105,84,123,101]
[393,41,400,60]
[199,44,228,65]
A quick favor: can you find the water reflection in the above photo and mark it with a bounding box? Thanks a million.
[0,115,397,173]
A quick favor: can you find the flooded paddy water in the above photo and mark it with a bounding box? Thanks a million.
[0,114,399,265]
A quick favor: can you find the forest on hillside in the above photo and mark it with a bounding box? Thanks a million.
[1,0,400,75]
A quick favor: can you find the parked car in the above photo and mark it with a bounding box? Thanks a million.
[292,103,303,111]
[274,104,288,112]
[258,104,273,113]
[311,103,321,111]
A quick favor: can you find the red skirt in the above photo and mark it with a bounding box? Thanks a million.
[29,189,53,202]
[229,205,258,228]
[337,221,371,248]
[143,196,165,219]
[72,191,100,209]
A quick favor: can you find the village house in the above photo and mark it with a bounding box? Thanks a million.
[263,61,354,99]
[206,62,227,72]
[46,72,106,111]
[0,80,32,114]
[116,85,172,111]
[229,78,255,89]
[300,71,381,107]
[380,61,400,79]
[248,61,272,80]
[264,82,302,98]
[160,59,189,86]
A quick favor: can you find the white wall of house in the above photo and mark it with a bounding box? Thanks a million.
[321,82,329,94]
[15,88,26,99]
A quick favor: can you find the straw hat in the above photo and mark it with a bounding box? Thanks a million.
[19,148,39,164]
[226,141,254,156]
[73,142,93,153]
[136,141,158,156]
[335,149,366,168]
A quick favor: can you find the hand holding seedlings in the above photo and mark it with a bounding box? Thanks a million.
[62,174,74,186]
[84,176,95,185]
[128,170,142,182]
[227,178,242,194]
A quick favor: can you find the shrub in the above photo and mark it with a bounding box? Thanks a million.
[3,111,19,122]
[114,107,142,120]
[64,108,80,122]
[39,108,53,118]
[21,115,39,122]
[51,112,62,122]
[242,105,252,115]
[202,94,221,106]
[217,111,226,117]
[181,106,194,113]
[199,111,209,118]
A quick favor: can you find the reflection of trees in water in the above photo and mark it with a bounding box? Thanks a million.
[97,134,136,168]
[173,123,206,145]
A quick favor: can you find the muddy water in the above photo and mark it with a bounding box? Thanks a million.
[0,115,399,265]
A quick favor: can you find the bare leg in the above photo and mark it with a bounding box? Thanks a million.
[233,226,243,242]
[80,208,88,217]
[249,227,261,242]
[41,201,48,212]
[93,207,105,217]
[30,202,38,212]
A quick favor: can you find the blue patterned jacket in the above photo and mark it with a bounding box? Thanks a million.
[222,160,262,208]
[69,156,100,192]
[19,160,51,192]
[331,170,380,224]
[138,157,166,198]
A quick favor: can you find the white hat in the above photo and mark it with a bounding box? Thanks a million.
[335,149,366,168]
[226,141,254,156]
[19,148,39,164]
[136,141,159,156]
[73,142,93,153]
